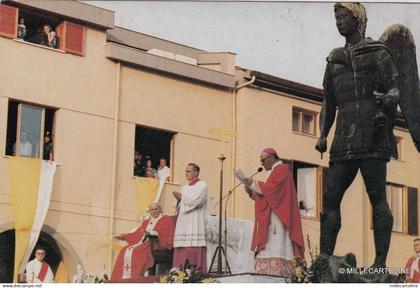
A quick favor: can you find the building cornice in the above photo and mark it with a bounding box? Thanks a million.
[105,43,235,89]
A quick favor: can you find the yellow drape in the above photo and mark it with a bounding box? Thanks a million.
[6,157,41,283]
[134,177,160,217]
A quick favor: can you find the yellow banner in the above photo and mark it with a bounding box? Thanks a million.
[134,177,160,217]
[54,261,69,283]
[6,157,41,282]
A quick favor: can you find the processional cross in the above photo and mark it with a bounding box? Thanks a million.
[208,115,234,275]
[208,115,234,158]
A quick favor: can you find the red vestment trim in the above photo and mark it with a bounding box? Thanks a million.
[37,262,49,282]
[188,178,200,186]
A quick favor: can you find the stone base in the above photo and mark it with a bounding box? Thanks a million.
[310,253,406,283]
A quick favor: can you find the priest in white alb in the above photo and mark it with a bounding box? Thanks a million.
[244,148,305,277]
[172,163,207,271]
[25,247,54,283]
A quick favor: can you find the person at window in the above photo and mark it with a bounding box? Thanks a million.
[405,238,420,283]
[13,131,32,157]
[133,151,144,176]
[172,163,207,272]
[146,169,156,178]
[17,18,26,40]
[157,158,171,182]
[25,247,54,283]
[43,131,53,161]
[110,202,175,280]
[144,157,157,178]
[39,24,58,48]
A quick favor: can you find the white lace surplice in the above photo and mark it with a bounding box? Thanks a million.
[174,180,208,247]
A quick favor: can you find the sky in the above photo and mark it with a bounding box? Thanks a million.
[85,1,420,88]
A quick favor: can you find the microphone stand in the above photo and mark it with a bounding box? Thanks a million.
[214,168,262,275]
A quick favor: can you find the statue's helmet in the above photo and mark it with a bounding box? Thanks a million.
[334,2,367,38]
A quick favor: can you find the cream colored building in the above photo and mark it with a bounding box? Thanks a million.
[0,0,418,282]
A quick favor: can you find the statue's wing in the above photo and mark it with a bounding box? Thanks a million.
[379,24,420,152]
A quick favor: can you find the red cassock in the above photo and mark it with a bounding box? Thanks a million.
[251,164,305,258]
[405,256,420,283]
[111,215,176,280]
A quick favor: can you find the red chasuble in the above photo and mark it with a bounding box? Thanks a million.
[37,262,49,282]
[111,215,176,280]
[251,164,305,258]
[405,256,420,283]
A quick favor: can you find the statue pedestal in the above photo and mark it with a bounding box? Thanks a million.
[310,253,405,283]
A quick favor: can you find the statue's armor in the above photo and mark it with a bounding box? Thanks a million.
[323,38,399,162]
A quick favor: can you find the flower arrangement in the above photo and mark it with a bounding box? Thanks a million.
[289,235,319,283]
[160,260,215,283]
[83,273,109,283]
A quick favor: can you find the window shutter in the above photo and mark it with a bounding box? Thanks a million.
[56,21,85,56]
[0,4,18,39]
[407,187,418,235]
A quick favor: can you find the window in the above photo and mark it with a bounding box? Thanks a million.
[292,107,316,136]
[282,159,324,219]
[393,137,402,160]
[0,3,85,56]
[371,183,419,235]
[386,183,404,233]
[134,126,175,179]
[5,100,55,160]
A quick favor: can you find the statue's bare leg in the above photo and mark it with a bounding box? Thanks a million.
[320,160,359,256]
[360,159,393,268]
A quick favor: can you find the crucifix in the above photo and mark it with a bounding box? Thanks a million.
[208,115,234,275]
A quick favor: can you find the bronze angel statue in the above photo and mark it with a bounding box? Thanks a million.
[315,2,420,269]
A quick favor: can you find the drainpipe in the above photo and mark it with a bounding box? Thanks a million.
[108,62,121,275]
[230,75,256,217]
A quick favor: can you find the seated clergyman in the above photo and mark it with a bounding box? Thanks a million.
[110,202,175,280]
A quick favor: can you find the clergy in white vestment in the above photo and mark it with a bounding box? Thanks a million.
[157,158,171,182]
[25,247,54,283]
[244,148,305,277]
[172,163,207,272]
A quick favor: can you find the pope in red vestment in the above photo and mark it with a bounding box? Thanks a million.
[111,203,175,280]
[245,148,305,276]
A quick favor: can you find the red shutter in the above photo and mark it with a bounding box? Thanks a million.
[56,21,65,50]
[56,21,85,56]
[0,4,18,39]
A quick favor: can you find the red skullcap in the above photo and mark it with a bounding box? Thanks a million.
[262,147,278,157]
